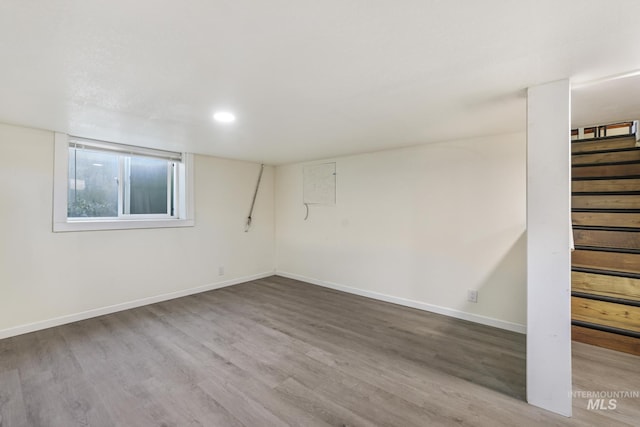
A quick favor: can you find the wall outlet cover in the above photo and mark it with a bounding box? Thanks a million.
[467,289,478,303]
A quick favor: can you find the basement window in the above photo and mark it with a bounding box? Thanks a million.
[53,133,194,232]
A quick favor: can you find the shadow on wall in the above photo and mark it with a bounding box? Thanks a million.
[446,231,527,400]
[463,231,527,324]
[403,230,526,400]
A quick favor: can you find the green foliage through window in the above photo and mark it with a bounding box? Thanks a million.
[67,147,175,218]
[68,148,118,217]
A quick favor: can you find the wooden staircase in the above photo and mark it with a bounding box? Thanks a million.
[571,133,640,356]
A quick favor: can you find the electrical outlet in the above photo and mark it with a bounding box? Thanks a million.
[218,266,224,276]
[467,289,478,303]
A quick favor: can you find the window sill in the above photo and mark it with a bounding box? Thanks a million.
[53,218,195,232]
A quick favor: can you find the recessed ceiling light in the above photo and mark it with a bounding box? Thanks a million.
[213,111,236,123]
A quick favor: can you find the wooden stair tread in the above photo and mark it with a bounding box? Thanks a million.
[572,194,640,210]
[572,249,640,275]
[572,325,640,356]
[572,136,637,154]
[572,178,640,193]
[572,149,640,165]
[572,296,640,332]
[572,163,640,178]
[572,228,640,250]
[572,212,640,228]
[572,271,640,302]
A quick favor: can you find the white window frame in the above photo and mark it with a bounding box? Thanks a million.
[53,133,194,232]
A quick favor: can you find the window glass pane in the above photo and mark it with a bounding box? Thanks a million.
[68,148,119,217]
[129,156,169,215]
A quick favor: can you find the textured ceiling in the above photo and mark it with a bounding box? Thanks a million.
[1,1,640,164]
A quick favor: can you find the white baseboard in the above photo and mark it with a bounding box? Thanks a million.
[0,271,275,340]
[276,271,526,334]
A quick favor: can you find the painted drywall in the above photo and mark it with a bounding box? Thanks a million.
[0,122,275,337]
[526,80,572,416]
[276,133,527,331]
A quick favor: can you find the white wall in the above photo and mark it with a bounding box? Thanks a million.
[0,122,275,337]
[0,122,527,337]
[276,133,527,331]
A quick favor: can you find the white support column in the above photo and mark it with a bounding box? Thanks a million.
[526,79,572,416]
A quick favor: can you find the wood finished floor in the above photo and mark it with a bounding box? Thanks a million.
[0,276,639,426]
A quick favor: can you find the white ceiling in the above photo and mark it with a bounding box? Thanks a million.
[572,73,640,128]
[1,1,640,165]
